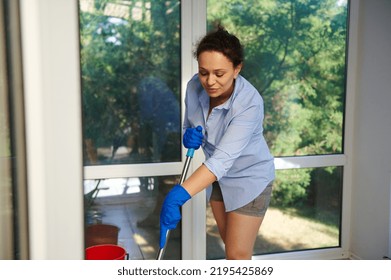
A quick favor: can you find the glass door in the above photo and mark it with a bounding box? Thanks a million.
[205,0,349,259]
[0,0,28,260]
[79,0,184,259]
[0,0,13,259]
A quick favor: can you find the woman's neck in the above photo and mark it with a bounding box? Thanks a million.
[208,81,235,115]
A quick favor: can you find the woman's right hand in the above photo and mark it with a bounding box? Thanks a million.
[183,126,203,149]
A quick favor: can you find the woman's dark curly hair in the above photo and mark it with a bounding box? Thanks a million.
[194,26,244,68]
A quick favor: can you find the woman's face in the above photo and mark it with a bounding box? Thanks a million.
[197,51,242,103]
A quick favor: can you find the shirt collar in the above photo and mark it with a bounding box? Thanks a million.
[220,75,242,110]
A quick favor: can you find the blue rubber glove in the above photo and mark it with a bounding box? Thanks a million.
[159,184,191,248]
[183,126,203,149]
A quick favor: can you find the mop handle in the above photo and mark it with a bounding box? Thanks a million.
[179,148,195,184]
[156,148,195,260]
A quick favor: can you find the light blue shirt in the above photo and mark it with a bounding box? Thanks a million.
[184,74,275,211]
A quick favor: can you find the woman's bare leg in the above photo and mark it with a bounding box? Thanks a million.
[224,212,263,260]
[211,201,264,259]
[210,200,227,242]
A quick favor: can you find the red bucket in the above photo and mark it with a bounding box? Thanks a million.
[85,244,127,260]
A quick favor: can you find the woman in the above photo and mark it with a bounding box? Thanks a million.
[160,26,275,260]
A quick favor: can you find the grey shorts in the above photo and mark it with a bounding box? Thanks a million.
[210,181,273,217]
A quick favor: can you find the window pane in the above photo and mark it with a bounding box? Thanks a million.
[84,175,181,260]
[0,0,28,259]
[79,0,181,165]
[0,33,14,259]
[206,167,342,259]
[207,0,348,157]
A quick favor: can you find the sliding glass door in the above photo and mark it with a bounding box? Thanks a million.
[79,0,183,259]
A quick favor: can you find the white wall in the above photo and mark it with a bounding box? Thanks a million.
[350,0,391,259]
[20,0,84,259]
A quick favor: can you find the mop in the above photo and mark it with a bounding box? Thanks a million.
[156,148,195,260]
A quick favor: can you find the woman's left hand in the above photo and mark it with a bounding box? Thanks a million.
[159,184,191,248]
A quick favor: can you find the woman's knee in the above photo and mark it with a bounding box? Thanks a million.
[225,245,252,260]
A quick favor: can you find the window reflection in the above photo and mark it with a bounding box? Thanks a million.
[79,0,181,165]
[137,77,181,163]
